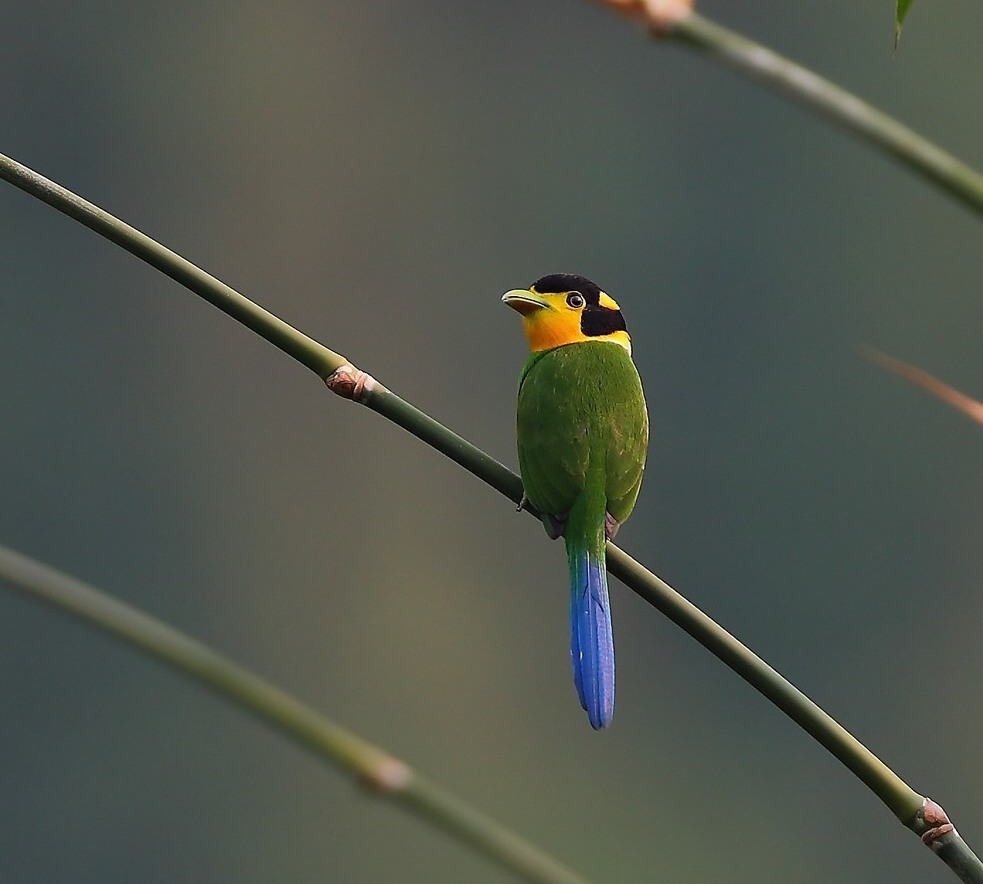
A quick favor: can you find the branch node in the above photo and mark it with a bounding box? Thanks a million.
[919,798,956,851]
[326,363,377,403]
[596,0,694,35]
[359,754,413,794]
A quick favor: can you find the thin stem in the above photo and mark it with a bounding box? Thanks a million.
[861,345,983,428]
[598,4,983,218]
[0,154,343,378]
[605,546,918,814]
[0,545,588,884]
[2,151,981,879]
[367,388,525,504]
[609,547,983,881]
[673,12,983,216]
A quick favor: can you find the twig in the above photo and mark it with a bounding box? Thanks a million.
[0,544,588,884]
[594,3,983,219]
[861,345,983,427]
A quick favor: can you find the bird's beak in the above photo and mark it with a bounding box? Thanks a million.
[502,289,549,316]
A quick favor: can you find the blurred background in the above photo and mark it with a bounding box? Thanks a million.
[2,1,983,881]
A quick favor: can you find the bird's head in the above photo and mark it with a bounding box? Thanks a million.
[502,273,631,354]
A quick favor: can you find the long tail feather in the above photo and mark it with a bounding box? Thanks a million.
[568,546,615,729]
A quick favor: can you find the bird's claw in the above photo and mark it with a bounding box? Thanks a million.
[605,512,620,541]
[542,513,566,540]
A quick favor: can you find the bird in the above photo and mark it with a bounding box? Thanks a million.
[502,273,649,729]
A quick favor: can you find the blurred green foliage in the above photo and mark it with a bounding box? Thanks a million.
[897,0,917,45]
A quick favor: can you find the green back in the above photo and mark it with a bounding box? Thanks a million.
[516,341,648,527]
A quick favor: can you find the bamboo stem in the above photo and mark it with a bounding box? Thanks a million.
[0,544,588,884]
[596,4,983,218]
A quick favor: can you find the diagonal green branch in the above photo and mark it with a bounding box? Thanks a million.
[0,544,588,884]
[595,3,983,219]
[2,151,982,880]
[0,155,343,379]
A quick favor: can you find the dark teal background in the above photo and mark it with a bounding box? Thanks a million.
[2,2,983,881]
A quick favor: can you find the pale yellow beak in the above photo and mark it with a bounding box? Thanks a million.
[502,289,549,316]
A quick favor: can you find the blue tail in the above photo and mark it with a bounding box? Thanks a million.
[568,546,615,729]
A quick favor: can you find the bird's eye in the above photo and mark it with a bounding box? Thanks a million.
[566,292,586,309]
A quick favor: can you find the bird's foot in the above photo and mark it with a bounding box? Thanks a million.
[604,512,620,541]
[517,491,566,540]
[541,513,567,540]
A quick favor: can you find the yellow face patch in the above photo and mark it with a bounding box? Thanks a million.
[520,291,585,351]
[502,287,631,354]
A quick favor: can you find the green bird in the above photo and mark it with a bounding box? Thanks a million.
[503,273,649,729]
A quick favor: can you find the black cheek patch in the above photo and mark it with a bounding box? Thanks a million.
[581,305,627,337]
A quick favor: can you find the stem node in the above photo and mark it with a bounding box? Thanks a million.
[920,798,957,850]
[326,363,377,403]
[596,0,693,34]
[359,754,414,794]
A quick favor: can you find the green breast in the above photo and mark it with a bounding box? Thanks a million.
[516,340,648,523]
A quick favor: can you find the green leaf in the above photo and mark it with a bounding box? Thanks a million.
[896,0,916,47]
